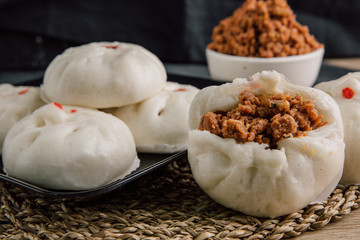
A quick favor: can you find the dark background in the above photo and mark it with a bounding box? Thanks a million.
[0,0,359,71]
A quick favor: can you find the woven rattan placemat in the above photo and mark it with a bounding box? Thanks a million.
[0,157,359,240]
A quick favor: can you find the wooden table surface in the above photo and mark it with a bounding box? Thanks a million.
[290,58,360,240]
[324,58,360,72]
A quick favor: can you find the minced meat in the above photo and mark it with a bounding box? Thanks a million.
[198,90,327,149]
[207,0,324,58]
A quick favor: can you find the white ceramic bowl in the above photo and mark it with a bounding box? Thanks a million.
[206,48,324,87]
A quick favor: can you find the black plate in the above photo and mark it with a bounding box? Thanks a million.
[0,73,224,198]
[0,64,350,197]
[0,151,187,198]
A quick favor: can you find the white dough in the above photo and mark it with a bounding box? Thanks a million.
[315,72,360,185]
[108,81,199,153]
[2,103,140,190]
[0,84,45,153]
[41,41,167,108]
[188,71,345,218]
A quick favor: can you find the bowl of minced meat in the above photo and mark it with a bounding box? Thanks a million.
[206,0,324,86]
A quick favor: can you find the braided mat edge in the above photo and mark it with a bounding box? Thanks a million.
[0,157,359,240]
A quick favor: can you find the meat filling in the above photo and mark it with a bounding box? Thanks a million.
[198,90,327,148]
[207,0,324,58]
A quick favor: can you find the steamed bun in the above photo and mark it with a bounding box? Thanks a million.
[0,84,45,153]
[188,71,344,218]
[2,102,139,190]
[41,42,167,108]
[108,81,199,153]
[315,72,360,185]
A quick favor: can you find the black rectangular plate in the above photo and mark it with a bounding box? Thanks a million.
[0,73,224,198]
[0,64,351,197]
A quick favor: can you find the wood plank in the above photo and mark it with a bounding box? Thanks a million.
[324,58,360,71]
[293,209,360,239]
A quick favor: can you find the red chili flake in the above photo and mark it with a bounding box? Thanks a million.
[70,109,77,113]
[53,102,63,110]
[105,45,118,49]
[174,88,187,92]
[17,87,30,95]
[342,87,355,99]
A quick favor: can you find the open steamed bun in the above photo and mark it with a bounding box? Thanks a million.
[315,72,360,185]
[108,81,199,153]
[2,102,139,190]
[0,84,45,153]
[188,71,344,218]
[41,41,167,108]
